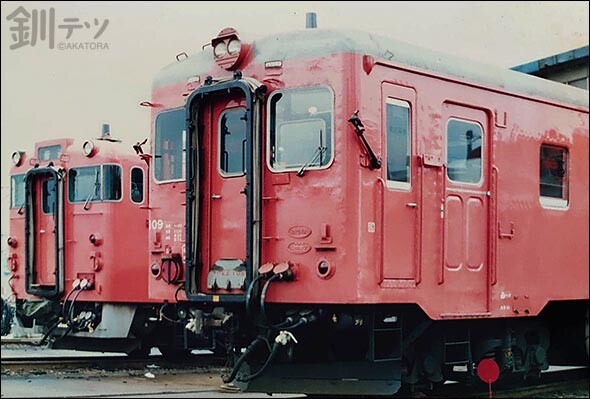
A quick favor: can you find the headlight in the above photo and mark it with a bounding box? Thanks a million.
[213,41,227,58]
[227,39,241,55]
[82,140,95,157]
[11,151,24,166]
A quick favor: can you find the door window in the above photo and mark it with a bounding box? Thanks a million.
[386,98,411,189]
[219,107,247,176]
[446,119,483,184]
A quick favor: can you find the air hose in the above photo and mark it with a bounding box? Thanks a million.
[222,337,266,383]
[36,284,79,346]
[237,341,281,382]
[259,274,281,326]
[245,274,266,317]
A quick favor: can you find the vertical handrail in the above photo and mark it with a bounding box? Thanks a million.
[375,177,386,282]
[490,166,499,286]
[415,157,423,284]
[438,165,447,285]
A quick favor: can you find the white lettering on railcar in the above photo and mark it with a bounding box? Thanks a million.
[368,222,376,233]
[150,219,164,230]
[500,291,512,300]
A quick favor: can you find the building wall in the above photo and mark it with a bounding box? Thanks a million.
[512,46,589,90]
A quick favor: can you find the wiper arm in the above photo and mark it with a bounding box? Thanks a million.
[83,171,101,211]
[17,201,25,215]
[348,110,381,170]
[297,146,326,177]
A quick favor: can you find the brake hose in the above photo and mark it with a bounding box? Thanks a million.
[237,341,281,382]
[245,274,266,317]
[222,337,265,383]
[259,274,280,326]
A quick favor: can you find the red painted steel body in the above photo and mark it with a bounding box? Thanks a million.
[8,138,150,303]
[148,30,588,320]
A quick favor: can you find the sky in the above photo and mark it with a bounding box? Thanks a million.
[0,1,589,255]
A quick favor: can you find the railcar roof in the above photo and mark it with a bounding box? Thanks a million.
[154,29,589,110]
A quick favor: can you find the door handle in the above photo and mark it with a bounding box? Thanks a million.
[406,202,417,208]
[211,194,222,200]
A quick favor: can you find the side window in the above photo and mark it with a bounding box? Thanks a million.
[386,98,411,189]
[154,109,185,182]
[219,107,247,176]
[69,166,101,203]
[446,119,483,184]
[42,179,56,214]
[268,86,334,172]
[103,165,122,201]
[11,174,25,208]
[540,144,568,207]
[130,167,144,203]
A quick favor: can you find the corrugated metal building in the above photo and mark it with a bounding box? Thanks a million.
[512,45,589,90]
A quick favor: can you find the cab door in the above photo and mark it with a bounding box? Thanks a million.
[25,168,64,297]
[199,96,248,293]
[380,83,419,285]
[441,103,489,314]
[34,176,57,286]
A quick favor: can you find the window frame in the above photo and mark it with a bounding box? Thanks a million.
[129,166,145,204]
[385,98,412,191]
[266,85,335,174]
[217,106,247,178]
[445,117,484,187]
[539,143,569,210]
[67,163,123,204]
[10,173,25,209]
[153,107,186,184]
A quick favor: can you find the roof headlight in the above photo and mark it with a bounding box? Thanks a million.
[213,41,227,58]
[82,140,95,157]
[227,39,241,55]
[11,151,24,166]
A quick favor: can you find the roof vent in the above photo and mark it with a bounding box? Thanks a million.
[306,12,317,29]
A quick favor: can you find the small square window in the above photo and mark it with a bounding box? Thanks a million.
[540,144,568,208]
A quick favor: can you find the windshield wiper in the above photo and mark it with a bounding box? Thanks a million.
[297,146,326,177]
[17,201,25,215]
[83,170,101,211]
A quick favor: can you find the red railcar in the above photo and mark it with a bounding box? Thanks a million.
[6,130,168,353]
[148,25,587,395]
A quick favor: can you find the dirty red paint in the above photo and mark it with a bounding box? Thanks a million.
[148,31,588,320]
[9,138,152,303]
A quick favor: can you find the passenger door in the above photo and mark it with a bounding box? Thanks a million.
[441,103,489,315]
[380,83,419,285]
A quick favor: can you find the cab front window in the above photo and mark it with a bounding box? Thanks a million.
[268,86,334,172]
[69,165,122,203]
[11,174,25,208]
[154,109,185,182]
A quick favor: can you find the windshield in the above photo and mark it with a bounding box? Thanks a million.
[269,86,333,172]
[154,109,185,182]
[10,174,25,208]
[69,165,122,203]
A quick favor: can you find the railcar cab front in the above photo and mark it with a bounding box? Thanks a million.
[8,133,150,348]
[181,29,340,307]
